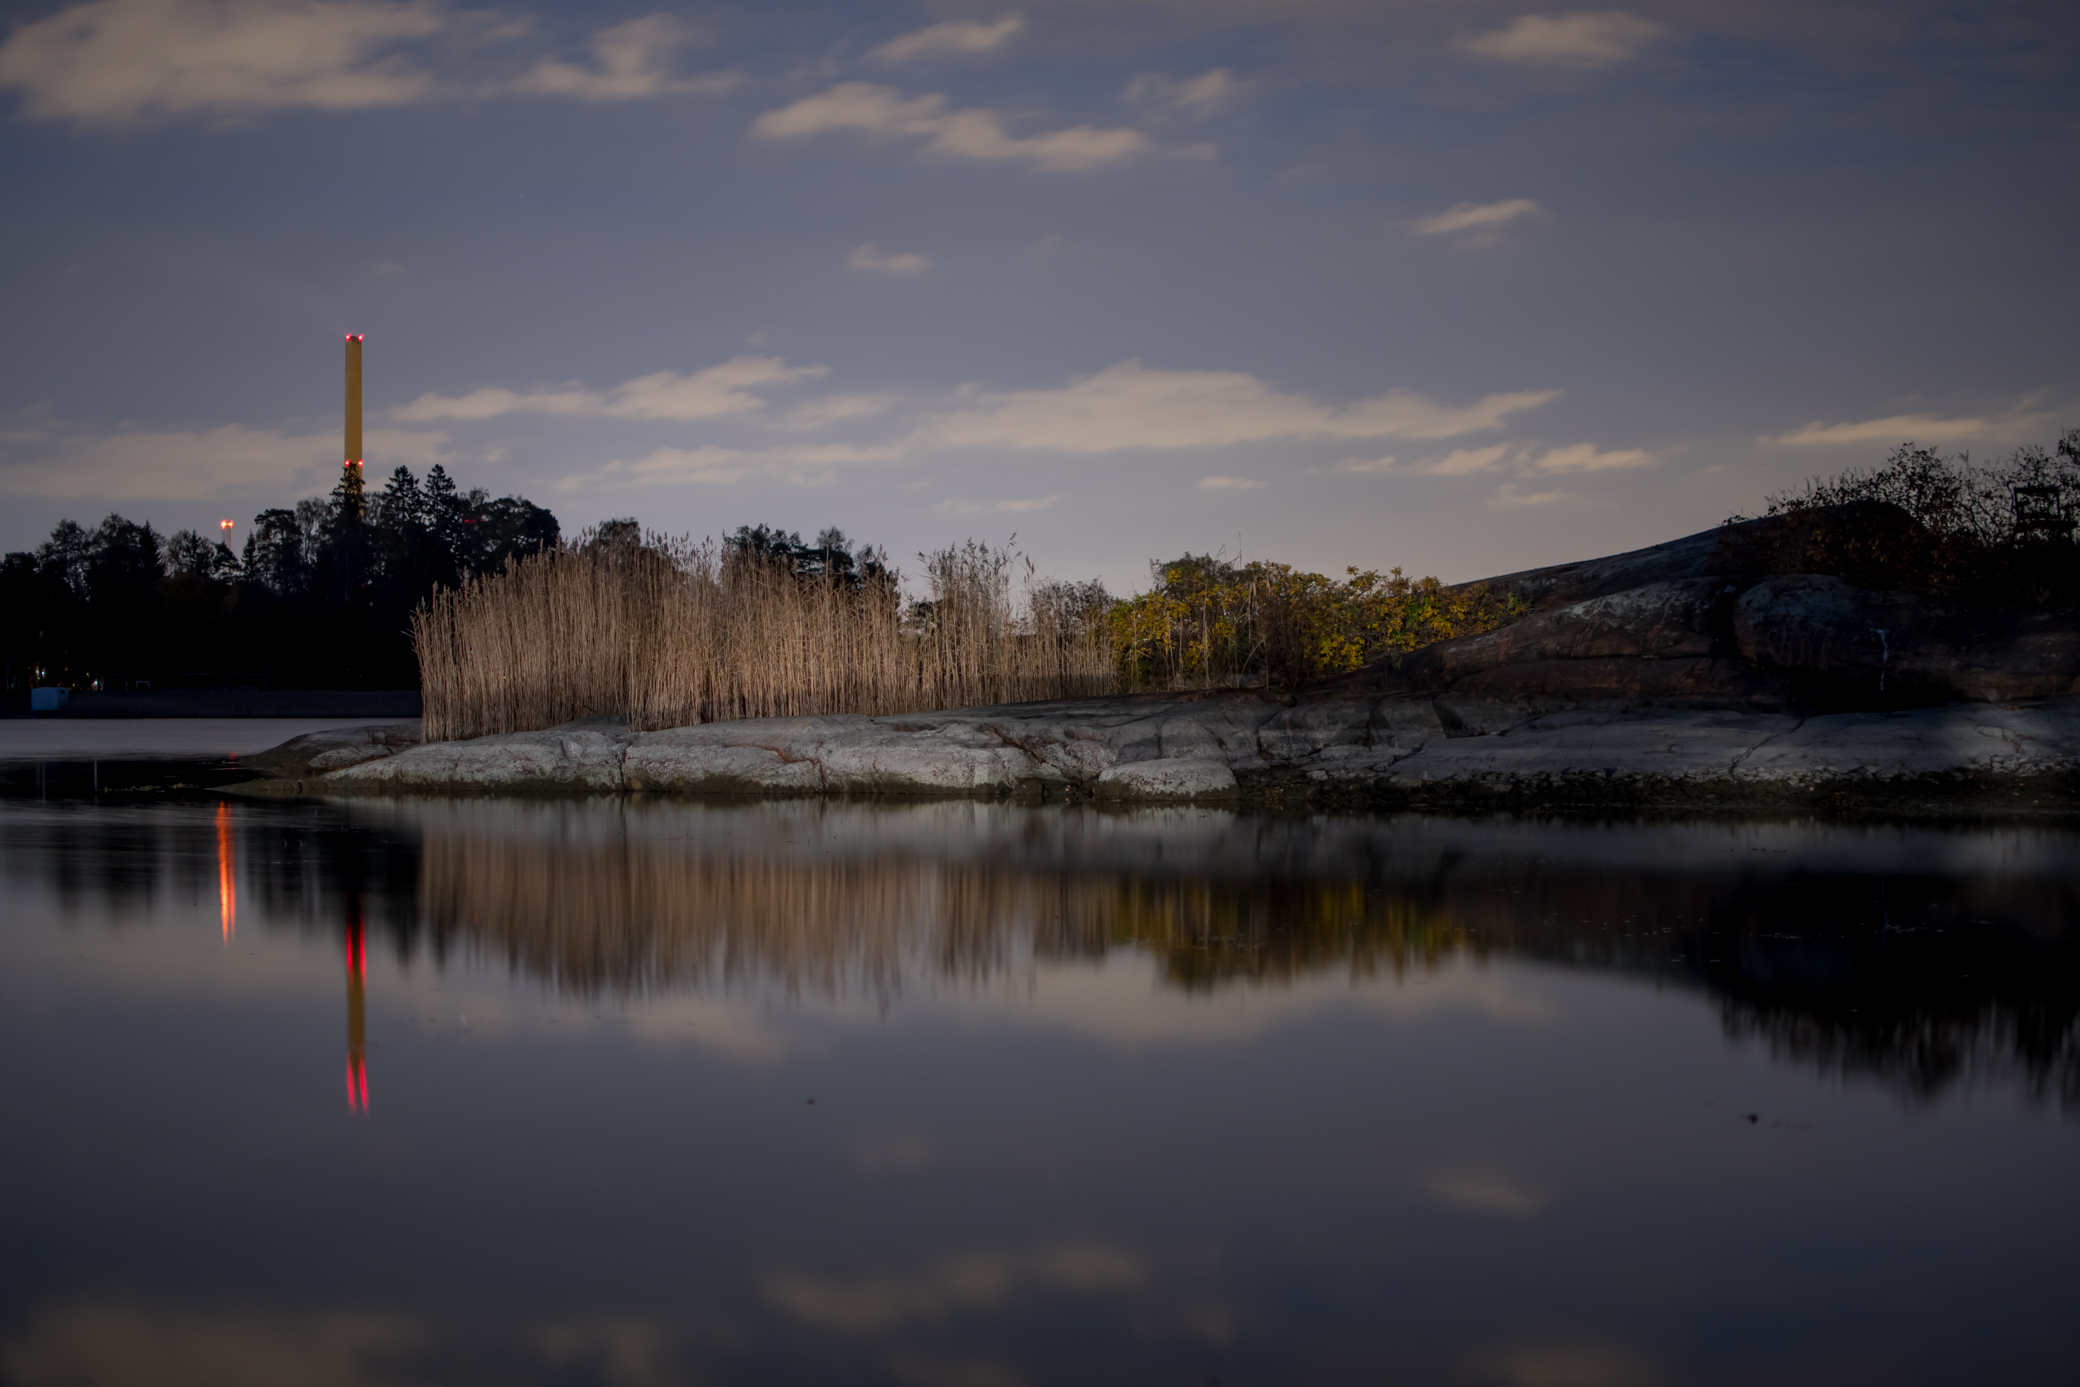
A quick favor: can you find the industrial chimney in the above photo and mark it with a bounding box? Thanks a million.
[344,333,364,471]
[342,334,366,518]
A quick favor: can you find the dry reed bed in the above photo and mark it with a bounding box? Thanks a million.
[413,535,1117,741]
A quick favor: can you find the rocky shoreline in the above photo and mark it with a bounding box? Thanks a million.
[230,512,2080,815]
[229,692,2080,815]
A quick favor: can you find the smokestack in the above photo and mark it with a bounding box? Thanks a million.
[344,334,364,468]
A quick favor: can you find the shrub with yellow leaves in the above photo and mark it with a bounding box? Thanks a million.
[1109,554,1523,691]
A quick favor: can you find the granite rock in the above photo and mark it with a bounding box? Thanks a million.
[327,721,629,792]
[1095,758,1240,801]
[241,722,421,777]
[296,692,2080,810]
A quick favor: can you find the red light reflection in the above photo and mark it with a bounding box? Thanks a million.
[214,802,235,943]
[345,901,368,1113]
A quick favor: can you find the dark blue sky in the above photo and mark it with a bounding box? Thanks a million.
[2,0,2075,585]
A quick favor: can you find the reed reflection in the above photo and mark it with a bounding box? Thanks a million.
[4,799,2076,1110]
[408,807,2080,1110]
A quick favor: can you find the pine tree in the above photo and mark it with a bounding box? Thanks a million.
[332,459,366,521]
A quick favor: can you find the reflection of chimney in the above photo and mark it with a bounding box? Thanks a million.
[345,897,368,1112]
[214,802,236,944]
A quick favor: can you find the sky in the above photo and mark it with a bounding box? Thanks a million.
[0,0,2076,591]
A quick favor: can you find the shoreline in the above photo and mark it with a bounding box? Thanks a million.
[221,692,2080,818]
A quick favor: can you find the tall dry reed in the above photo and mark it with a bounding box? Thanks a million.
[413,532,1117,740]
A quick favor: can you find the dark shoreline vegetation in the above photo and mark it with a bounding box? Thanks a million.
[2,462,555,697]
[412,529,1528,739]
[7,432,2076,730]
[1725,431,2080,608]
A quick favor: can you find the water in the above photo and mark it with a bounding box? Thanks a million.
[1,792,2075,1385]
[0,717,386,762]
[0,718,387,800]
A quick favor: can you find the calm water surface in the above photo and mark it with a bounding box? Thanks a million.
[1,793,2075,1386]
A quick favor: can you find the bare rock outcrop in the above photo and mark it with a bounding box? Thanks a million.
[274,693,2080,813]
[1334,512,2080,711]
[239,722,421,777]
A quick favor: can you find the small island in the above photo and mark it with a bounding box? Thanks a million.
[240,436,2080,815]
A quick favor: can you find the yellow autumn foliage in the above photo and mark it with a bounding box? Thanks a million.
[1109,554,1524,690]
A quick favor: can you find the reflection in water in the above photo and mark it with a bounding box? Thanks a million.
[397,803,2080,1110]
[214,803,235,944]
[416,824,1041,997]
[3,796,2078,1386]
[1709,872,2080,1105]
[344,896,368,1113]
[8,798,2079,1110]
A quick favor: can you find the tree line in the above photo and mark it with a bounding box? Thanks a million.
[2,463,556,696]
[1723,430,2080,607]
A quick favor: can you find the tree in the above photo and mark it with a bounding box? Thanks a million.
[4,464,561,700]
[164,529,218,578]
[34,519,94,595]
[723,523,892,589]
[242,508,313,596]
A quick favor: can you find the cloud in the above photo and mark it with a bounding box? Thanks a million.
[2,423,330,499]
[752,82,1154,172]
[1123,68,1241,117]
[870,13,1024,63]
[1410,198,1545,240]
[1460,11,1666,70]
[0,1,741,127]
[1480,1343,1660,1387]
[0,419,461,500]
[763,1244,1141,1334]
[1529,443,1654,472]
[1342,441,1651,481]
[1,1301,700,1387]
[570,441,907,489]
[605,360,827,421]
[775,394,898,431]
[1488,482,1573,507]
[848,243,930,274]
[0,1301,425,1387]
[511,14,737,101]
[932,495,1060,514]
[1195,475,1263,490]
[1412,444,1516,475]
[0,0,446,126]
[360,427,458,468]
[393,356,825,422]
[1763,407,2052,446]
[910,361,1558,452]
[392,385,590,421]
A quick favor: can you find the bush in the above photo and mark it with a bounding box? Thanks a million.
[1727,430,2079,607]
[1109,555,1524,691]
